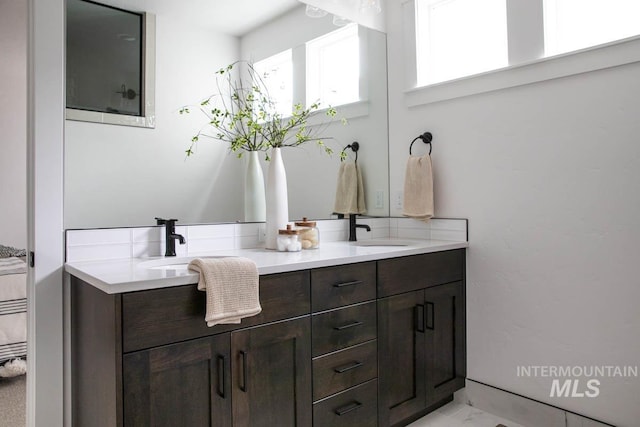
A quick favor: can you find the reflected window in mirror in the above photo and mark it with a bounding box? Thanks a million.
[66,0,156,128]
[254,49,293,117]
[306,23,360,107]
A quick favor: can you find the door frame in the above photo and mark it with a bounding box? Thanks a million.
[26,0,65,425]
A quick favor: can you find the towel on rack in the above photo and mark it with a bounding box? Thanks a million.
[189,257,261,327]
[402,154,433,222]
[334,161,366,215]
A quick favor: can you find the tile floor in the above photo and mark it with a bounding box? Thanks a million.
[409,402,526,427]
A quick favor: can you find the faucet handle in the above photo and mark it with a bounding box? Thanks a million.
[155,217,178,226]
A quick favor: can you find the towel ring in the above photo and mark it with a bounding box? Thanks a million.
[343,141,359,163]
[409,132,432,155]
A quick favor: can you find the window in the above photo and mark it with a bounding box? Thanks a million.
[306,23,360,108]
[415,0,508,86]
[254,50,293,117]
[544,0,640,56]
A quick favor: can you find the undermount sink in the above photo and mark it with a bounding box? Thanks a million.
[353,239,414,247]
[137,256,227,271]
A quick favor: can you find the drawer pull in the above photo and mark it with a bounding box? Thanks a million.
[239,351,248,392]
[415,304,425,333]
[216,355,226,398]
[425,302,435,330]
[333,280,363,288]
[334,400,363,416]
[333,321,363,331]
[333,361,363,373]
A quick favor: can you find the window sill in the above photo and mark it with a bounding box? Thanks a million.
[405,35,640,107]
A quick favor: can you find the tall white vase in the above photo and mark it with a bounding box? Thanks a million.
[265,147,289,249]
[244,151,266,222]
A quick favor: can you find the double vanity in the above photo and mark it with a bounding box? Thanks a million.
[67,238,468,427]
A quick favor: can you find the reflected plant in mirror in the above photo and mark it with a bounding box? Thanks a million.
[179,60,344,160]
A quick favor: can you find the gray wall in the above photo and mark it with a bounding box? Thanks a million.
[0,0,27,248]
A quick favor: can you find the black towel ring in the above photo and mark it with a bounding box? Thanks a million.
[409,132,432,155]
[343,141,359,163]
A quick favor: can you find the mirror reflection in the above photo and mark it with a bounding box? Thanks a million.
[64,1,389,229]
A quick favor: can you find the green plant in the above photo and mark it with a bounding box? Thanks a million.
[180,61,347,160]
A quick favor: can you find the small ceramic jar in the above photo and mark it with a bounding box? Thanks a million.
[277,224,302,252]
[294,217,320,249]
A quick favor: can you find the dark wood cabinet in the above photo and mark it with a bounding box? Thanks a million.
[231,317,312,427]
[122,333,231,427]
[72,249,465,427]
[378,251,466,427]
[378,290,427,427]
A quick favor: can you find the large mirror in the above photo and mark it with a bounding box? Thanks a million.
[64,0,389,229]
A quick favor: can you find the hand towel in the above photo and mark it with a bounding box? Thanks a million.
[402,154,433,222]
[333,161,367,215]
[189,257,261,327]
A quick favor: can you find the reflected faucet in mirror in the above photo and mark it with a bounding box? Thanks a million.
[155,217,186,257]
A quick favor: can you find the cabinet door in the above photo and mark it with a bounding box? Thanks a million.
[377,290,427,426]
[231,317,312,427]
[123,333,232,427]
[424,281,466,406]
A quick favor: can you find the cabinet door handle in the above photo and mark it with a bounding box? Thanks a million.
[333,280,363,288]
[334,400,363,416]
[333,321,363,331]
[425,302,434,330]
[239,351,248,392]
[333,361,363,373]
[415,304,425,333]
[216,355,226,398]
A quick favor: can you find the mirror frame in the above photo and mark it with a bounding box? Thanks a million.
[65,9,156,128]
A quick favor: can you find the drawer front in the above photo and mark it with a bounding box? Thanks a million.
[313,379,378,427]
[311,262,376,312]
[313,340,377,401]
[122,270,310,352]
[312,302,377,357]
[378,249,464,298]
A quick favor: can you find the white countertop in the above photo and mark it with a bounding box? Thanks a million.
[65,239,468,294]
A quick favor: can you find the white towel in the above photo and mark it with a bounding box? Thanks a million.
[189,257,261,327]
[402,154,434,222]
[333,161,367,215]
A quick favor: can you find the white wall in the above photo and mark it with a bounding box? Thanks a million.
[387,2,640,426]
[65,10,242,229]
[0,0,27,248]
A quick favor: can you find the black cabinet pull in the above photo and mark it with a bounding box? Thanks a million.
[216,355,226,398]
[334,401,363,416]
[333,321,363,331]
[425,302,434,330]
[240,351,248,392]
[415,304,425,333]
[333,361,363,373]
[333,280,363,288]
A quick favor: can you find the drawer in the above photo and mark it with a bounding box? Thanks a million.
[122,270,310,352]
[378,249,464,298]
[311,262,376,312]
[313,340,377,401]
[312,302,377,357]
[313,379,377,427]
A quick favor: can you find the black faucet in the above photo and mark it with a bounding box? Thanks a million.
[155,217,186,257]
[349,214,371,242]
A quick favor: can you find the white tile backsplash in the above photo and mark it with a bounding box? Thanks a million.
[65,218,467,262]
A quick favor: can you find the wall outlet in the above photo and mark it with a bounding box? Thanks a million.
[375,190,384,209]
[394,190,403,210]
[257,225,265,243]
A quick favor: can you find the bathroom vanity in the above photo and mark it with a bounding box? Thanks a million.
[67,240,467,427]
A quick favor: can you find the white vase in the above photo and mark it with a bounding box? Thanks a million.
[265,147,289,249]
[244,151,266,222]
